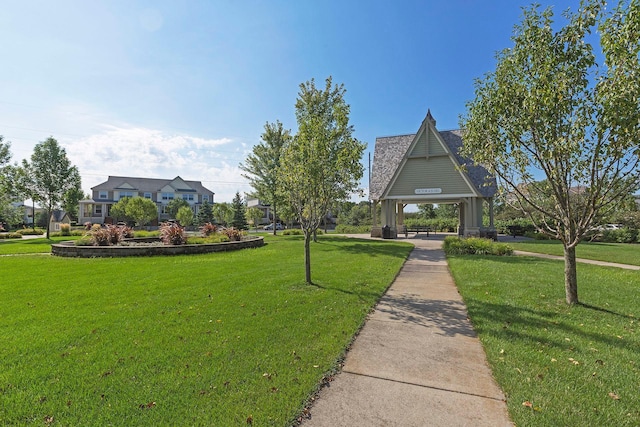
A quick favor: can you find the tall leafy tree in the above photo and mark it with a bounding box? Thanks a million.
[29,137,81,238]
[110,197,132,223]
[212,202,233,226]
[61,185,84,222]
[230,192,248,230]
[240,121,291,235]
[245,206,264,231]
[15,160,42,229]
[0,136,16,226]
[279,77,366,284]
[176,205,194,227]
[126,197,158,227]
[461,0,640,304]
[166,198,190,218]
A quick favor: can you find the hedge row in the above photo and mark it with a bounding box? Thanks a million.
[443,236,513,256]
[334,224,371,234]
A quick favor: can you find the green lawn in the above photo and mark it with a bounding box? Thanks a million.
[510,240,640,266]
[448,254,640,426]
[0,235,412,425]
[0,236,75,255]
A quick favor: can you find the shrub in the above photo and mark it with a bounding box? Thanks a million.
[524,231,554,240]
[199,222,218,237]
[133,230,160,238]
[119,226,134,239]
[222,227,243,241]
[105,225,122,245]
[74,237,94,246]
[443,236,513,256]
[16,228,45,235]
[187,234,230,244]
[90,228,112,246]
[335,224,371,233]
[494,218,536,235]
[0,233,22,239]
[60,224,71,236]
[91,224,102,232]
[160,222,187,245]
[282,229,303,235]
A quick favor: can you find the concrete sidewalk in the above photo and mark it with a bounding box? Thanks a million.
[514,250,640,270]
[302,235,512,427]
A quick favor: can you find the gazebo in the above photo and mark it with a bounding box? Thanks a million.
[369,110,497,239]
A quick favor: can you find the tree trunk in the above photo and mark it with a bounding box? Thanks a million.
[304,231,312,284]
[272,202,277,236]
[563,244,579,304]
[45,209,51,239]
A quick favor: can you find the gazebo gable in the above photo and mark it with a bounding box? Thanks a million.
[382,114,480,201]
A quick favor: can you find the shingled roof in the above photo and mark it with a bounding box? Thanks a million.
[370,119,496,201]
[92,176,214,196]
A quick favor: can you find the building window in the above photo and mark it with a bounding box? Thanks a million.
[182,194,194,201]
[162,192,174,201]
[99,191,108,199]
[161,205,169,214]
[202,195,209,202]
[119,191,134,199]
[94,205,102,215]
[143,192,152,199]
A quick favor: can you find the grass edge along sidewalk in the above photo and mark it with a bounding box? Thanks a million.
[448,253,640,427]
[509,240,640,267]
[0,235,412,426]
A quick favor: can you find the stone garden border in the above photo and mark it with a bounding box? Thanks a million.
[51,236,264,258]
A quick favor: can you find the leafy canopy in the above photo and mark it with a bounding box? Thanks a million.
[460,0,640,304]
[279,76,366,283]
[29,137,81,238]
[240,121,291,234]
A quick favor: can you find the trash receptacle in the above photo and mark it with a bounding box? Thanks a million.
[382,225,391,239]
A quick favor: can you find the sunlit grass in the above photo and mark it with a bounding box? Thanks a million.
[0,235,412,425]
[510,240,640,266]
[448,254,640,426]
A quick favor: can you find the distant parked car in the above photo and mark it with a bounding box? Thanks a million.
[593,223,623,231]
[264,223,284,230]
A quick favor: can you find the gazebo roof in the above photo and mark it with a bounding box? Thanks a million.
[370,112,496,201]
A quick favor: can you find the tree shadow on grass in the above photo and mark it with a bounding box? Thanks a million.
[463,298,636,352]
[578,302,638,321]
[315,237,412,260]
[309,282,381,304]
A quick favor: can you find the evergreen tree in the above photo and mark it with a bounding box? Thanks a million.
[197,200,214,225]
[230,192,248,230]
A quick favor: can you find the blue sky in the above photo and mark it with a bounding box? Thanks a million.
[0,0,582,203]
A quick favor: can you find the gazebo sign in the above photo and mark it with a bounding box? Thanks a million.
[414,188,442,195]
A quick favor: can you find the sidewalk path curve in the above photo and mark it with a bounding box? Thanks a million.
[514,250,640,270]
[302,234,512,427]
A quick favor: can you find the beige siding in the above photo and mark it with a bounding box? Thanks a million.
[408,128,448,158]
[409,132,427,157]
[387,157,472,197]
[428,129,447,155]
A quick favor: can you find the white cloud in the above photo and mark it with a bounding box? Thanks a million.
[63,125,251,203]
